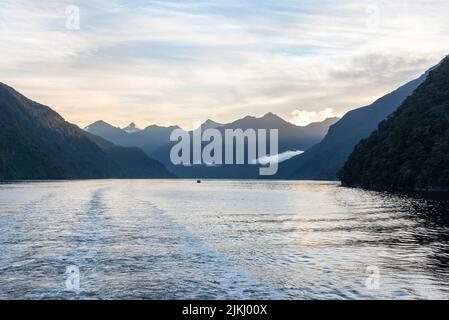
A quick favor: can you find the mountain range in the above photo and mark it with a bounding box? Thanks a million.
[85,113,339,178]
[0,83,173,180]
[1,57,444,183]
[85,60,435,181]
[274,65,432,180]
[85,120,180,155]
[339,56,449,191]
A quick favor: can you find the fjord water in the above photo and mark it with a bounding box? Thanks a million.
[1,180,449,299]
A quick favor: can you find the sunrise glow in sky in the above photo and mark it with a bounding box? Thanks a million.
[1,0,448,128]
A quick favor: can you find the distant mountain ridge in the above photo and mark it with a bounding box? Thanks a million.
[225,112,339,151]
[275,64,434,180]
[86,113,339,178]
[86,113,339,156]
[339,57,449,191]
[0,83,174,180]
[195,119,224,131]
[85,120,180,155]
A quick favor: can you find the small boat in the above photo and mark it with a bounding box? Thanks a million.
[197,180,202,184]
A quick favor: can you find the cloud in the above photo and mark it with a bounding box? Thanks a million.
[291,108,341,126]
[255,150,304,165]
[0,0,448,128]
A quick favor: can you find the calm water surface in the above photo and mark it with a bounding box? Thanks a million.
[1,180,449,299]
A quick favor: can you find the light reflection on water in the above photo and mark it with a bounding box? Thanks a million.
[0,180,449,299]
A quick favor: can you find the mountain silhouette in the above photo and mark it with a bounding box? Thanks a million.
[225,112,339,152]
[160,113,338,178]
[86,113,339,178]
[195,119,223,131]
[276,64,433,180]
[85,120,179,155]
[0,83,173,179]
[339,56,449,191]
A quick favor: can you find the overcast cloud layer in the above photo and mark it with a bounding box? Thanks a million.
[1,0,448,128]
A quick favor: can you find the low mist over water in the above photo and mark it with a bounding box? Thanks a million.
[1,180,449,299]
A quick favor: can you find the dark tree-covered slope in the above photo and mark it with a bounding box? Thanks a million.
[276,67,431,180]
[0,83,173,179]
[339,56,449,191]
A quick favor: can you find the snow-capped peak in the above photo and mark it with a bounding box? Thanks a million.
[123,122,141,133]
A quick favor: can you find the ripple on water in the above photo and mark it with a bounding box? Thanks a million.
[0,180,449,299]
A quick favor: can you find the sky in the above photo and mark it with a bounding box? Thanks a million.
[1,0,448,129]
